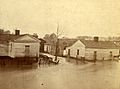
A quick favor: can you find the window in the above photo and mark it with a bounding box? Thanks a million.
[25,45,30,56]
[25,45,30,47]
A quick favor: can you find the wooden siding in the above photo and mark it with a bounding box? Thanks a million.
[9,42,40,58]
[0,44,8,56]
[85,48,119,60]
[44,44,51,53]
[66,40,85,58]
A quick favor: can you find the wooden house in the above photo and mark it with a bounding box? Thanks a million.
[66,37,120,60]
[44,38,77,56]
[58,38,77,56]
[0,30,40,58]
[44,43,52,53]
[39,38,46,53]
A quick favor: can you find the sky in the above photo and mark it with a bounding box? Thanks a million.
[0,0,120,38]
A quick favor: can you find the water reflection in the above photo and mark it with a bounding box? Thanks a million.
[0,58,120,89]
[0,58,57,73]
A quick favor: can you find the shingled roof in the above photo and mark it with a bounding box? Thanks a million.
[80,40,119,49]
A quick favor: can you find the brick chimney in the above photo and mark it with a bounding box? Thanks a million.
[94,36,99,42]
[15,30,20,35]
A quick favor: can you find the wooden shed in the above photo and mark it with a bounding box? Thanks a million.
[8,34,40,58]
[0,31,40,58]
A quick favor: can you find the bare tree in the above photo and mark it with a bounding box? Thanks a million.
[55,23,59,61]
[54,23,64,61]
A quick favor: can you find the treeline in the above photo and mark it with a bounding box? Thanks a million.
[77,36,120,41]
[0,29,10,34]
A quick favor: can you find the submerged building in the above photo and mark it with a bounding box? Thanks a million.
[66,37,120,60]
[0,30,40,58]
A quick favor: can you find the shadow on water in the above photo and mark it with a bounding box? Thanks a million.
[66,57,87,65]
[0,57,57,72]
[66,57,120,74]
[79,61,119,73]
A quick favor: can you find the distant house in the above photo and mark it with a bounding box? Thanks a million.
[66,37,120,60]
[44,42,52,53]
[0,30,40,58]
[44,38,77,56]
[58,38,77,56]
[39,38,46,53]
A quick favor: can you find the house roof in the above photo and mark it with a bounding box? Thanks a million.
[44,37,120,49]
[44,38,77,48]
[80,40,119,49]
[0,34,40,44]
[39,38,46,43]
[0,34,18,44]
[59,38,77,47]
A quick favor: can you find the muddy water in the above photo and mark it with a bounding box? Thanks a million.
[0,59,120,89]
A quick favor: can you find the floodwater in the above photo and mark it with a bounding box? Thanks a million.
[0,58,120,89]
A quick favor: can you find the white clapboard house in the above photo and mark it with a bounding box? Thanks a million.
[65,37,120,60]
[0,30,40,58]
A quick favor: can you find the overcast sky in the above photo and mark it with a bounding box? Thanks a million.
[0,0,120,38]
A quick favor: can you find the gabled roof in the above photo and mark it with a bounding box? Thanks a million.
[0,34,40,44]
[80,40,119,49]
[13,34,40,42]
[44,38,77,48]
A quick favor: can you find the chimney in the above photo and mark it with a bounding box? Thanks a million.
[15,30,20,35]
[94,36,99,42]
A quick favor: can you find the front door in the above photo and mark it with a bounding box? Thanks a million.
[68,49,70,56]
[25,45,30,57]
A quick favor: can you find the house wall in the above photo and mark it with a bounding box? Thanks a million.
[44,44,51,53]
[66,40,85,58]
[40,42,44,52]
[65,40,120,60]
[59,47,64,56]
[0,44,8,56]
[9,42,40,58]
[85,48,119,60]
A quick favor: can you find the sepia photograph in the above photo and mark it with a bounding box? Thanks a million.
[0,0,120,89]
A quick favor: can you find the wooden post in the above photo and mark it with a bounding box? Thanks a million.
[55,23,59,61]
[55,39,59,61]
[109,51,113,61]
[93,51,97,64]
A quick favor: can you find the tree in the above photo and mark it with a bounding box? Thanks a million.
[0,29,4,34]
[50,33,57,44]
[4,30,11,34]
[54,23,61,61]
[50,33,57,39]
[0,28,11,34]
[43,23,63,61]
[44,34,50,40]
[33,33,38,38]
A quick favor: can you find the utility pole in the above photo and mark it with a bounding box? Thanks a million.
[55,23,59,61]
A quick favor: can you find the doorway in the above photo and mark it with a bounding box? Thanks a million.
[25,45,30,57]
